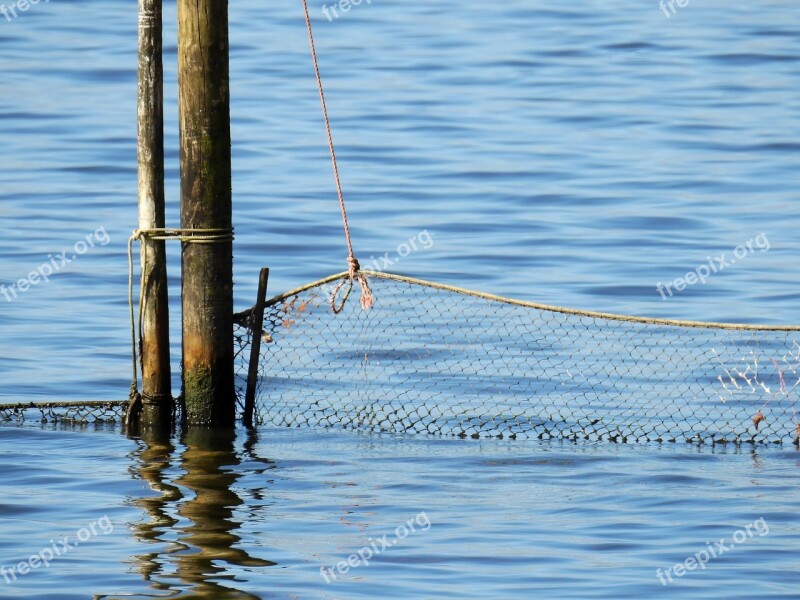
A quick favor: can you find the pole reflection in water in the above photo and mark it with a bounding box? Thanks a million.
[127,426,275,599]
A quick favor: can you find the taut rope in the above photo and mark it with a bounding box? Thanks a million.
[300,0,373,313]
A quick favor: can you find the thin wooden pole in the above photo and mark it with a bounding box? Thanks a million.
[177,0,235,426]
[244,268,269,428]
[137,0,172,425]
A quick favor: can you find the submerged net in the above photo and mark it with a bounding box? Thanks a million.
[235,271,800,445]
[0,401,128,424]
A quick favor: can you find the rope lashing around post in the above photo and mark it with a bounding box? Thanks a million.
[127,228,234,407]
[300,0,374,314]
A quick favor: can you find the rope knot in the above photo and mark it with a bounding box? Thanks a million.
[347,255,360,276]
[331,256,374,314]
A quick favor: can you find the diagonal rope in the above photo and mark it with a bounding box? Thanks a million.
[300,0,373,312]
[263,271,800,331]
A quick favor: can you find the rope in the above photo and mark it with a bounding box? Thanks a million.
[127,227,235,406]
[263,270,800,331]
[132,227,234,243]
[300,0,373,313]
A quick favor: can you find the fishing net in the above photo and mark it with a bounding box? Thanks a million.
[0,401,128,424]
[228,6,800,444]
[5,271,799,444]
[234,271,800,446]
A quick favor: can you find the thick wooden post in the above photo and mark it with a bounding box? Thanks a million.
[138,0,172,424]
[177,0,235,426]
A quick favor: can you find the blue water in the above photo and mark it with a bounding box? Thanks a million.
[1,0,800,597]
[3,426,800,599]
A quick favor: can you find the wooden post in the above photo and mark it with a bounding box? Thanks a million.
[244,268,269,428]
[138,0,172,425]
[177,0,235,426]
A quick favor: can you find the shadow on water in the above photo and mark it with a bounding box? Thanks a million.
[106,427,276,599]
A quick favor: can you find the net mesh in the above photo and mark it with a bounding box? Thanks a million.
[5,271,799,444]
[235,271,800,445]
[0,401,128,424]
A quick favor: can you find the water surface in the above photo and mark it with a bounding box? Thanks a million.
[2,424,799,599]
[1,0,799,598]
